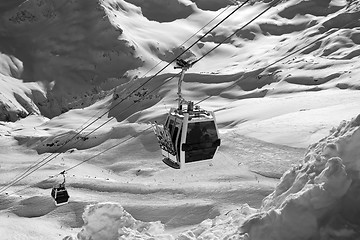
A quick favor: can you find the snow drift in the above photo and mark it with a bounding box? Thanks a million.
[63,202,172,240]
[64,114,360,240]
[239,115,360,240]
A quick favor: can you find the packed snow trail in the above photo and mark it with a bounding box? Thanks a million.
[220,131,305,178]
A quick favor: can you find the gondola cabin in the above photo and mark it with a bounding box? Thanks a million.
[151,58,221,169]
[154,101,221,169]
[51,177,70,206]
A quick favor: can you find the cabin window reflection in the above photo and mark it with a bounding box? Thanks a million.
[186,121,217,144]
[168,119,175,135]
[184,121,218,163]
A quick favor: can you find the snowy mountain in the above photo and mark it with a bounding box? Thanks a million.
[1,0,359,121]
[0,0,359,239]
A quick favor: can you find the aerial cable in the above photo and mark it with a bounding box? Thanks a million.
[6,0,357,196]
[0,0,250,193]
[0,1,251,193]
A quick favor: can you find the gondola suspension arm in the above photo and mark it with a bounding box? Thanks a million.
[60,170,66,186]
[174,59,194,110]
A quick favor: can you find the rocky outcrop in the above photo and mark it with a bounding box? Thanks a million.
[0,0,143,120]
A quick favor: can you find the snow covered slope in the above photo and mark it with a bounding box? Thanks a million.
[0,0,360,239]
[0,0,359,123]
[62,115,360,239]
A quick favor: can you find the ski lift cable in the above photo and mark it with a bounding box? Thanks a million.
[69,2,234,132]
[1,0,264,195]
[0,73,180,195]
[8,0,358,196]
[2,0,285,197]
[3,0,274,195]
[0,0,270,195]
[45,17,360,187]
[194,17,360,107]
[1,0,248,194]
[0,1,251,194]
[68,0,233,132]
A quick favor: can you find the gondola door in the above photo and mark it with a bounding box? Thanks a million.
[178,112,188,168]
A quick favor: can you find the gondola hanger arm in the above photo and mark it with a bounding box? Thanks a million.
[174,58,195,109]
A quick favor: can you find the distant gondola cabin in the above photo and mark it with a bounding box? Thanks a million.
[51,183,70,206]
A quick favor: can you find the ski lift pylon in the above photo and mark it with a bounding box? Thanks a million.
[152,59,221,169]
